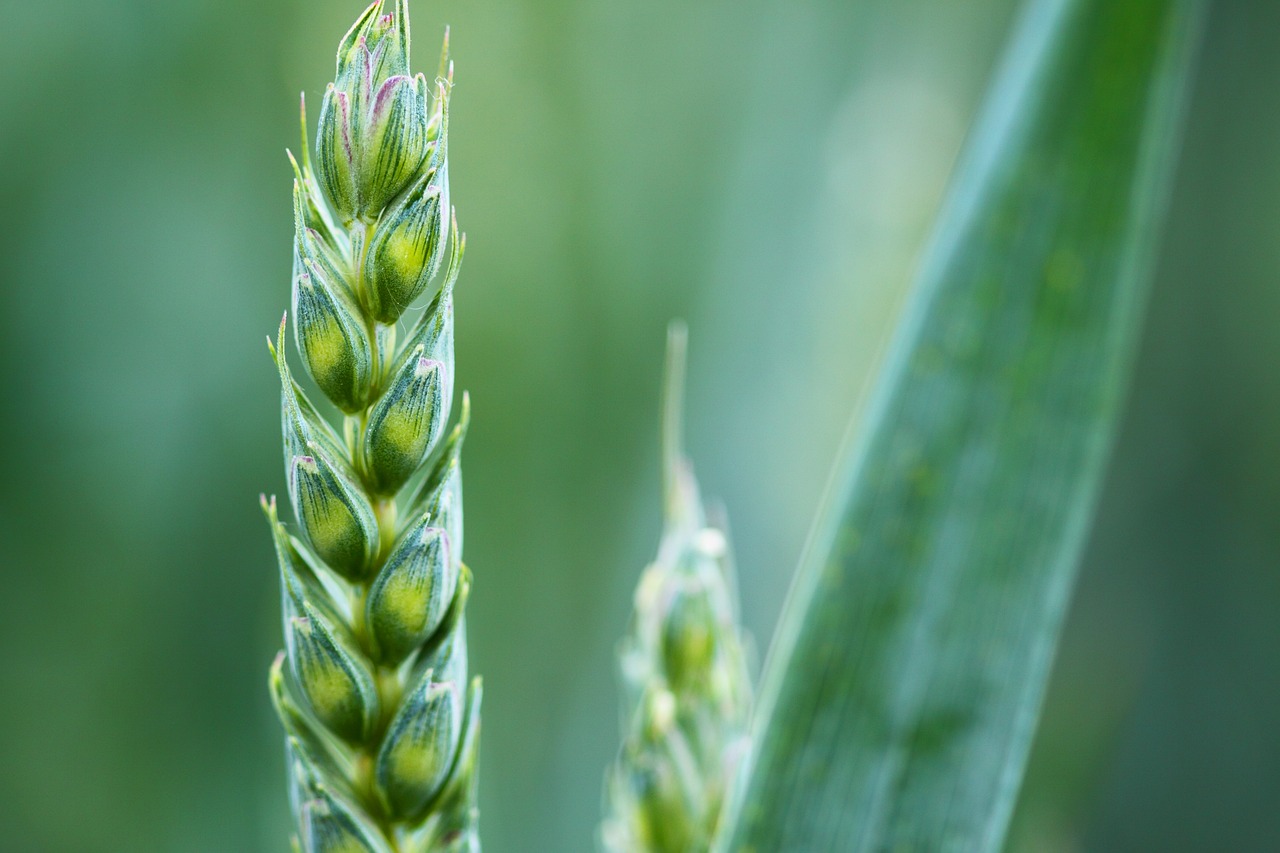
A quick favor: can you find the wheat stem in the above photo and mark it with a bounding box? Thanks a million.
[602,323,754,853]
[263,4,480,851]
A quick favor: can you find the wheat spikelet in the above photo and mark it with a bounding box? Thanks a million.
[262,3,479,850]
[602,324,754,853]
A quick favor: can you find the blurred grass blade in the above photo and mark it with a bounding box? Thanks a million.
[717,0,1203,850]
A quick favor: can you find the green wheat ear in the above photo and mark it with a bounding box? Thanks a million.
[602,323,755,853]
[263,3,480,851]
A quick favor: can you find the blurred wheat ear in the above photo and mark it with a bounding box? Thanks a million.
[263,3,481,851]
[602,323,754,853]
[714,0,1204,850]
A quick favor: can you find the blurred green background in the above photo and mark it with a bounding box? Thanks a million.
[0,0,1275,850]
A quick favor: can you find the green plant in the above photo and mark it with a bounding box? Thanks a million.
[602,324,753,853]
[260,1,1203,851]
[262,2,480,851]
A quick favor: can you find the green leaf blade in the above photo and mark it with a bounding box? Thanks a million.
[720,1,1203,850]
